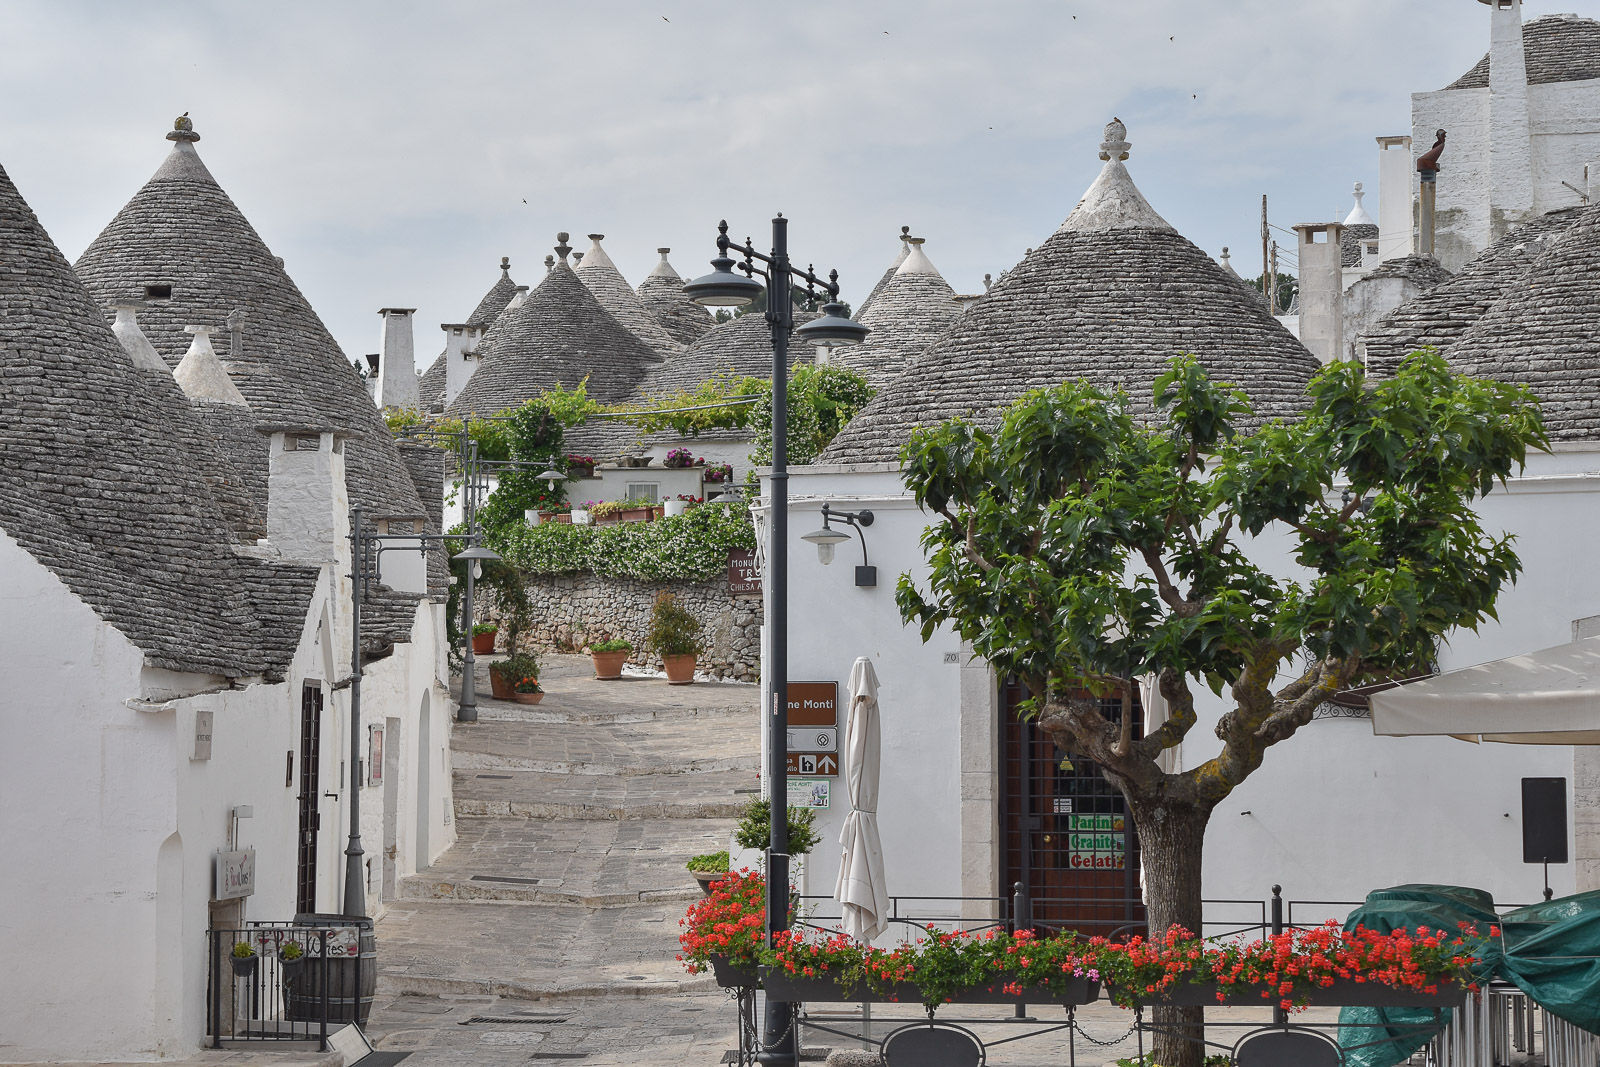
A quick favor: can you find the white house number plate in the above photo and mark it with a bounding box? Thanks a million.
[787,728,837,753]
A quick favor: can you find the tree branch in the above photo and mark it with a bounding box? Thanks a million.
[1133,668,1198,760]
[1139,545,1203,618]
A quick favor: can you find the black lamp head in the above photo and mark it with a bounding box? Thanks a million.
[795,302,870,346]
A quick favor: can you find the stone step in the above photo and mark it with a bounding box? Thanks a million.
[454,767,756,820]
[473,702,753,726]
[453,750,756,777]
[398,873,700,908]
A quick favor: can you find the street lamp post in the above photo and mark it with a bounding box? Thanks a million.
[343,504,500,917]
[685,217,868,1065]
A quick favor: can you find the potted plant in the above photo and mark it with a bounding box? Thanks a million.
[230,941,259,978]
[570,501,595,525]
[618,497,654,522]
[514,676,545,705]
[590,500,624,525]
[492,650,540,702]
[664,446,695,469]
[278,939,305,981]
[566,453,596,478]
[647,592,704,685]
[686,850,730,896]
[471,622,498,655]
[589,638,632,679]
[734,797,820,860]
[703,462,733,484]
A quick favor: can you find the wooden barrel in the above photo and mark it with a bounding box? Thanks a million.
[285,915,377,1026]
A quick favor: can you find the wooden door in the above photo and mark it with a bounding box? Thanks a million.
[296,684,323,915]
[1000,679,1145,939]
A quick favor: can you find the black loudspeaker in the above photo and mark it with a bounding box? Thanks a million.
[1522,777,1569,864]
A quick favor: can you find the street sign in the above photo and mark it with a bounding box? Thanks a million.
[728,549,761,595]
[787,681,838,726]
[786,752,839,777]
[214,848,256,900]
[787,727,837,753]
[792,779,830,808]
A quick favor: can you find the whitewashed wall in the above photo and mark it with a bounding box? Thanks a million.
[777,446,1594,935]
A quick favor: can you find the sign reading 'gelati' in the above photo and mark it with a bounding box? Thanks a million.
[787,681,838,726]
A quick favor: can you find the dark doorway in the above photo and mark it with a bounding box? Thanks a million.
[1000,679,1145,938]
[296,684,324,915]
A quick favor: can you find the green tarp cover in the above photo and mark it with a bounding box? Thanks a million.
[1338,885,1600,1067]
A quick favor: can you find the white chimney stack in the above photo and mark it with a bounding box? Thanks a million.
[1376,136,1414,262]
[267,427,349,566]
[1295,222,1346,364]
[375,307,419,410]
[441,323,486,407]
[174,324,248,405]
[108,300,172,374]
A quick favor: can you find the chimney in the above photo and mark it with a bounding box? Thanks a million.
[375,307,419,410]
[226,308,246,357]
[1486,0,1533,239]
[266,426,350,567]
[108,300,172,374]
[441,323,485,407]
[1375,136,1414,261]
[1294,222,1345,364]
[174,324,248,405]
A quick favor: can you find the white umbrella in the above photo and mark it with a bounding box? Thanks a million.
[1371,636,1600,745]
[835,656,890,942]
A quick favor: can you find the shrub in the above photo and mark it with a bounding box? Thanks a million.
[494,502,756,582]
[591,638,632,653]
[280,941,304,961]
[647,592,704,657]
[734,798,820,857]
[687,850,730,873]
[514,676,543,694]
[498,650,541,684]
[472,622,498,636]
[232,941,256,960]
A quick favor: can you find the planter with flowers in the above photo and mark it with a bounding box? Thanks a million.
[647,592,703,685]
[491,651,541,703]
[566,454,596,478]
[471,622,498,655]
[514,677,544,705]
[703,463,734,484]
[678,876,1478,1014]
[664,447,696,469]
[589,638,632,679]
[664,494,702,517]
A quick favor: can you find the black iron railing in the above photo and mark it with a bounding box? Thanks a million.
[206,919,374,1049]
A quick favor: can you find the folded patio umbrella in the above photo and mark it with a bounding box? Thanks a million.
[1370,636,1600,744]
[835,656,890,942]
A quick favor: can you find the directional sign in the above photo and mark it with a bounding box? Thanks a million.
[786,752,839,777]
[787,727,837,753]
[787,682,838,727]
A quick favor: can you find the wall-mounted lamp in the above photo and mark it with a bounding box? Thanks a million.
[801,503,875,587]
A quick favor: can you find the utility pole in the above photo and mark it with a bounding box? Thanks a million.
[1268,241,1280,317]
[1261,194,1270,312]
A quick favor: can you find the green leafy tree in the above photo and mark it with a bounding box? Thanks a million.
[749,363,875,466]
[897,352,1544,1067]
[1249,270,1298,312]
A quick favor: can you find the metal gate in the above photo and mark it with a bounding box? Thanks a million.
[1000,679,1145,938]
[296,684,323,915]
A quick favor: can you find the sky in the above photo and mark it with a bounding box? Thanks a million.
[1,0,1595,364]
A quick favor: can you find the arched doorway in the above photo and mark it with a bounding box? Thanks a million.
[1000,680,1145,937]
[415,692,431,870]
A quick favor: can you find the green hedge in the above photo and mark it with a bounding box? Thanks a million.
[492,504,756,582]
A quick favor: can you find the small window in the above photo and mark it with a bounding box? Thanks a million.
[144,284,173,300]
[289,434,321,452]
[625,482,660,503]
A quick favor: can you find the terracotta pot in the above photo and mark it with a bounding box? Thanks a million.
[620,508,651,522]
[663,654,697,685]
[649,506,665,521]
[488,665,515,700]
[594,513,621,525]
[693,870,727,896]
[514,690,544,705]
[591,650,629,679]
[472,631,497,655]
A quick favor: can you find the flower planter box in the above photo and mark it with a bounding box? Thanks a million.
[1124,979,1467,1009]
[514,691,545,705]
[763,970,1100,1006]
[593,513,621,525]
[619,508,652,523]
[570,464,595,478]
[648,506,665,521]
[710,955,761,988]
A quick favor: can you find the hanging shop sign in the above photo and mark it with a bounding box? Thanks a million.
[214,848,256,901]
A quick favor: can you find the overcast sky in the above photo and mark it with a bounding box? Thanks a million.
[2,0,1594,363]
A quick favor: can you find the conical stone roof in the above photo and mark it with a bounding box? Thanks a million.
[1363,208,1583,379]
[73,119,432,527]
[419,256,519,411]
[0,157,316,678]
[449,243,663,413]
[1445,13,1600,89]
[573,234,683,356]
[638,305,819,396]
[855,226,912,320]
[823,121,1321,464]
[636,248,713,345]
[832,237,962,386]
[1425,203,1600,441]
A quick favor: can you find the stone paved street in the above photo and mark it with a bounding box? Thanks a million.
[365,654,1306,1066]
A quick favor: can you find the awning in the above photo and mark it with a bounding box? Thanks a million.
[1370,636,1600,744]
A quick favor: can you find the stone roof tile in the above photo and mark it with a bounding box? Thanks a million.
[574,235,684,356]
[636,249,714,345]
[1446,13,1600,89]
[832,238,963,386]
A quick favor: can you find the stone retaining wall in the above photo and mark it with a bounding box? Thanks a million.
[505,573,761,681]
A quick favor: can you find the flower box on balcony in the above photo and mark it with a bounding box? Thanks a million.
[1122,979,1467,1009]
[764,970,1100,1006]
